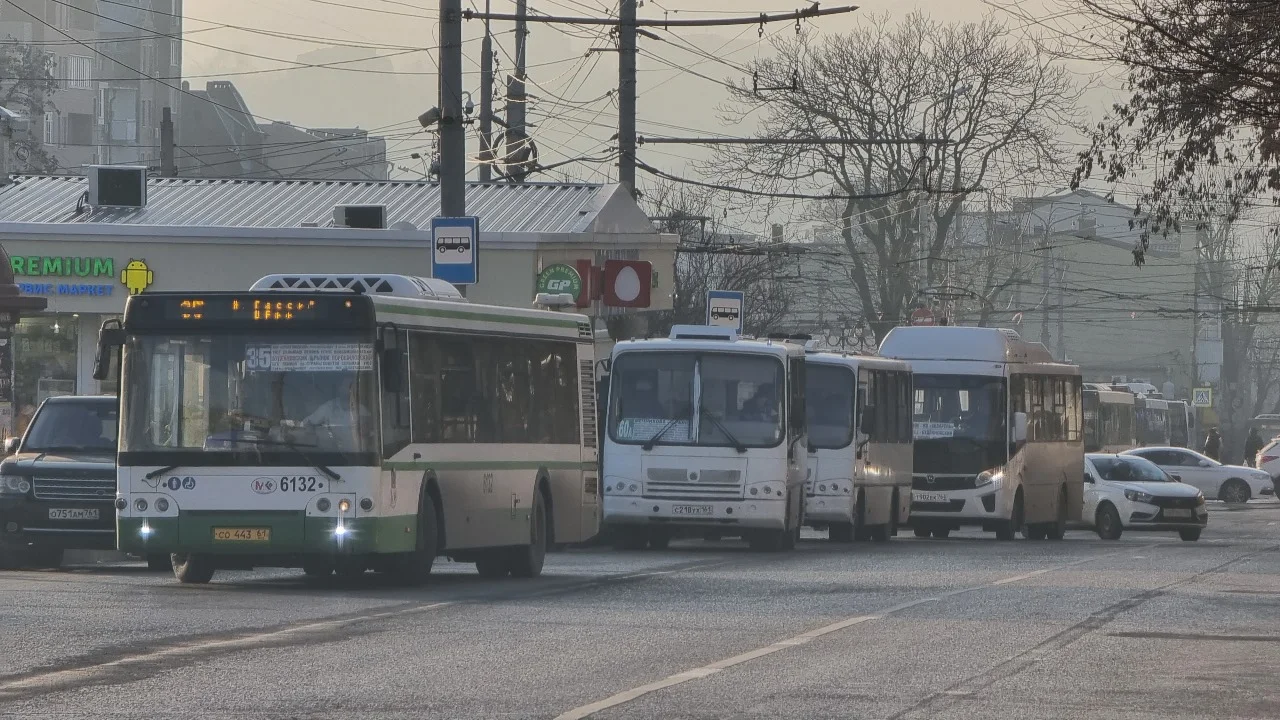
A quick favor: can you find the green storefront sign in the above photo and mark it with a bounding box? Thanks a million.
[11,256,114,278]
[535,263,583,299]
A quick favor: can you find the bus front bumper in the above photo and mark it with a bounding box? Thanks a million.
[604,495,788,530]
[117,512,417,556]
[804,492,855,524]
[908,479,1010,524]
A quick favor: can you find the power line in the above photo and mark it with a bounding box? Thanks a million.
[462,4,859,27]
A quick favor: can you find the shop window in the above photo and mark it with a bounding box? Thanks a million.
[13,316,78,436]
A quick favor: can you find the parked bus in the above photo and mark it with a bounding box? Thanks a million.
[602,325,807,552]
[879,327,1083,540]
[1083,383,1136,452]
[96,274,599,584]
[804,352,912,542]
[1133,394,1171,446]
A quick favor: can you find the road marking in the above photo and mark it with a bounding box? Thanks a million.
[553,549,1139,720]
[0,558,734,701]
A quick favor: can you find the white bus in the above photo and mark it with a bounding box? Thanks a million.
[879,327,1083,540]
[602,325,808,551]
[95,274,599,584]
[804,352,913,542]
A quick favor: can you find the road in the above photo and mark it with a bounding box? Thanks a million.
[1,503,1278,719]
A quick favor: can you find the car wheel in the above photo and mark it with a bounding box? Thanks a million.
[1179,528,1202,542]
[1219,479,1251,504]
[1095,503,1123,540]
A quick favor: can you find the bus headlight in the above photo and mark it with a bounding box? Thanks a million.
[134,498,148,512]
[316,497,331,512]
[338,499,351,513]
[155,497,170,512]
[139,523,153,538]
[333,524,348,538]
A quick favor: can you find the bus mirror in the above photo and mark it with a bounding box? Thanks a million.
[1013,412,1028,444]
[1083,472,1092,484]
[859,412,875,436]
[92,328,125,381]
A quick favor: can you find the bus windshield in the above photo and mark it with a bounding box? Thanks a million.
[807,365,854,449]
[608,351,785,449]
[912,374,1008,474]
[121,333,378,461]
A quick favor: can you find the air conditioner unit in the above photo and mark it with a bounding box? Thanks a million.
[333,204,387,229]
[87,165,147,208]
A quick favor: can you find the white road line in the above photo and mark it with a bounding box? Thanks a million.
[553,548,1143,720]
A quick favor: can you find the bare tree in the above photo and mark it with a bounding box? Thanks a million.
[644,182,793,337]
[707,13,1081,342]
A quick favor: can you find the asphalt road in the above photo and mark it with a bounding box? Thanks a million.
[2,503,1278,719]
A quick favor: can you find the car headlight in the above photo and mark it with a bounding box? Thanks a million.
[1195,493,1206,506]
[1124,489,1154,503]
[976,471,996,487]
[0,474,30,495]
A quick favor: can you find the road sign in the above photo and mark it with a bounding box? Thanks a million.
[603,259,653,308]
[430,216,479,285]
[1192,387,1213,408]
[706,290,744,333]
[535,263,583,299]
[910,307,935,326]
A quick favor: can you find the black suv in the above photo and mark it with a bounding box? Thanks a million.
[0,395,125,569]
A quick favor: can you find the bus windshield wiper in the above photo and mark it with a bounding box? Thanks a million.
[145,465,181,480]
[642,417,684,451]
[222,437,342,482]
[701,407,747,454]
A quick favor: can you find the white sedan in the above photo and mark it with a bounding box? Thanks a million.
[1121,446,1275,504]
[1085,454,1207,541]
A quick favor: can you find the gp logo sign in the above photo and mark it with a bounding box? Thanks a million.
[251,477,277,494]
[535,263,583,300]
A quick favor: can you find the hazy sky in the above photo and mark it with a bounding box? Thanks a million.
[181,0,1113,229]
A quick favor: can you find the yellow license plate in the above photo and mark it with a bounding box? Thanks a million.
[212,527,270,542]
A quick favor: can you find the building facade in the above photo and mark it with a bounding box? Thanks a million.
[0,0,182,171]
[0,175,676,436]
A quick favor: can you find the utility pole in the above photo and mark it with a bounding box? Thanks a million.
[439,0,465,218]
[504,0,528,177]
[618,0,637,194]
[160,107,176,177]
[478,0,493,182]
[1041,214,1051,350]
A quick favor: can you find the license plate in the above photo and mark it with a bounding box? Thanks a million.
[912,491,948,504]
[1163,509,1194,518]
[48,508,99,521]
[212,527,270,542]
[672,504,713,516]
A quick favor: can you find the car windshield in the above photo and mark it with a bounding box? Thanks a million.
[608,351,786,448]
[121,333,378,460]
[912,374,1008,474]
[23,401,118,453]
[1092,456,1171,482]
[806,364,854,449]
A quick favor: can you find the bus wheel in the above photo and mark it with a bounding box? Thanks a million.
[1023,525,1047,540]
[930,527,951,539]
[996,492,1024,541]
[913,526,931,538]
[853,494,870,541]
[870,523,890,542]
[615,527,648,551]
[475,551,510,578]
[146,553,171,572]
[648,529,671,550]
[509,489,548,578]
[1045,487,1069,540]
[829,522,854,543]
[171,553,216,584]
[390,492,439,586]
[334,557,366,578]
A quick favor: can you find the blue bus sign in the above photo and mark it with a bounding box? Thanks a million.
[431,216,479,285]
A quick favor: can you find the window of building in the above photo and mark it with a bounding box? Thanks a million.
[66,55,93,90]
[67,113,93,146]
[42,112,57,146]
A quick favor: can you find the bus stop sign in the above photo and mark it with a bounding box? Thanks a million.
[706,289,744,333]
[431,216,479,285]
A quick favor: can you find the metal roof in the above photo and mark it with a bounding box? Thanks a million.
[0,175,629,234]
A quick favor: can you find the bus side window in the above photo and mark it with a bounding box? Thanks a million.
[408,331,440,444]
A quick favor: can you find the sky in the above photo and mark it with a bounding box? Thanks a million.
[181,0,1121,232]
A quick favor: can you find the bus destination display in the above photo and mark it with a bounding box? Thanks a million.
[134,295,368,326]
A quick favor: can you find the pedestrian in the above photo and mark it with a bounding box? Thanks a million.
[1245,426,1265,468]
[1204,427,1222,462]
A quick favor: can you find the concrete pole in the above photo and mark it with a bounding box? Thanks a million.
[478,0,493,182]
[618,0,637,194]
[439,0,466,217]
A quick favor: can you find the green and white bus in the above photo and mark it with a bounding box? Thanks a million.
[96,274,599,584]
